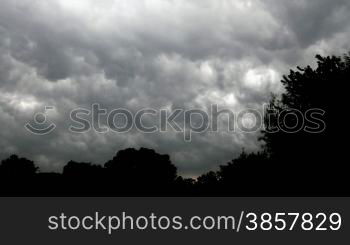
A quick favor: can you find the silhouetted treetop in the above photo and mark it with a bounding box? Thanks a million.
[104,148,177,186]
[279,53,349,110]
[0,155,38,177]
[63,161,103,177]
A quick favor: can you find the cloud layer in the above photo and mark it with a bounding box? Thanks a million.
[1,0,349,176]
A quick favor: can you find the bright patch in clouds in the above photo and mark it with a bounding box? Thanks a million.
[244,68,280,91]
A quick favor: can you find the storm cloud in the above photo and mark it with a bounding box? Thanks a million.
[0,0,349,176]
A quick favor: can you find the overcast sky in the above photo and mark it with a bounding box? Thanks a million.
[1,0,349,176]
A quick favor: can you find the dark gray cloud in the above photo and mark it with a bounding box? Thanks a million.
[0,0,349,176]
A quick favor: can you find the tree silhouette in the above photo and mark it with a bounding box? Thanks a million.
[104,148,178,195]
[0,155,38,195]
[260,53,350,194]
[0,155,38,177]
[216,151,271,195]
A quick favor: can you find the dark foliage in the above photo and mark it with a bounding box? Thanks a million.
[104,148,177,189]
